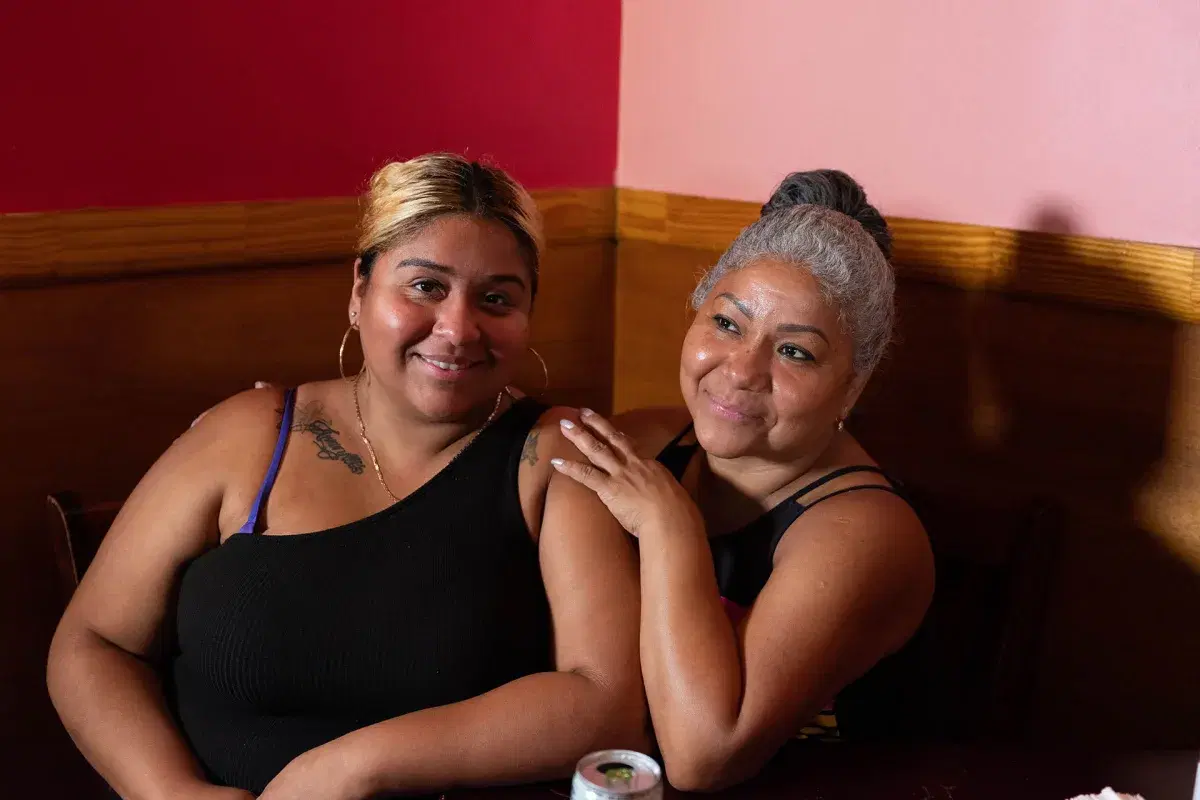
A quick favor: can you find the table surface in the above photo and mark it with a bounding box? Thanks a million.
[449,742,1199,800]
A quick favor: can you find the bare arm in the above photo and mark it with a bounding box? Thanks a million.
[261,410,647,799]
[637,494,933,790]
[550,409,934,791]
[47,391,277,800]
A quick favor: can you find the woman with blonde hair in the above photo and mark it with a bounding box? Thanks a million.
[47,154,646,799]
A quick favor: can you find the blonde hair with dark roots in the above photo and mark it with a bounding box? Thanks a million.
[357,153,544,296]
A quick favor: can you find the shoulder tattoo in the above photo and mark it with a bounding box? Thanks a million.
[520,429,540,467]
[278,401,366,475]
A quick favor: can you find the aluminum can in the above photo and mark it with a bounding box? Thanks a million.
[570,749,663,800]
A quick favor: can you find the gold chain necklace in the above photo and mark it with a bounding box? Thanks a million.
[352,372,506,503]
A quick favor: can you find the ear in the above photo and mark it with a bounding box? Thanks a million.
[348,258,366,322]
[840,371,870,419]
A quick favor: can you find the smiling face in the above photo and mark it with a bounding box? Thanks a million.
[680,257,865,461]
[348,214,534,422]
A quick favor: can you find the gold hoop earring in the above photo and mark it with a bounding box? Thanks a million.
[529,346,550,394]
[339,324,360,382]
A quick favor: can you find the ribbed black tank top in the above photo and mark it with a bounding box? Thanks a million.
[167,396,553,793]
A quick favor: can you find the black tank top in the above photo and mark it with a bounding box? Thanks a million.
[167,393,553,793]
[655,424,914,741]
[656,423,907,609]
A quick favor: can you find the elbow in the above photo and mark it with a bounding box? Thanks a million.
[46,620,110,716]
[661,751,731,794]
[659,735,758,793]
[45,621,76,709]
[46,621,96,724]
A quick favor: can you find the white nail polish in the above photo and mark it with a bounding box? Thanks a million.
[560,419,575,430]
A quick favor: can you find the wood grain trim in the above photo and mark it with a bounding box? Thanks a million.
[617,188,1200,322]
[0,187,615,288]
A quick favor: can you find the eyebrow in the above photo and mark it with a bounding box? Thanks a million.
[396,257,527,289]
[716,292,830,344]
[777,323,830,344]
[397,257,454,273]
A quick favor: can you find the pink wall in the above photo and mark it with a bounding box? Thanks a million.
[617,0,1200,247]
[0,0,620,213]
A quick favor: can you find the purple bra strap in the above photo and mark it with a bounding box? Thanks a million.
[236,388,297,535]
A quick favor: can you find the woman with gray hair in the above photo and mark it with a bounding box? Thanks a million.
[552,170,934,791]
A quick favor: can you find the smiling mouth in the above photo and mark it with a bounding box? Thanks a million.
[706,393,763,422]
[413,354,483,375]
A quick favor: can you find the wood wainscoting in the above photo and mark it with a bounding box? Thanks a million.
[0,188,614,794]
[614,188,1200,747]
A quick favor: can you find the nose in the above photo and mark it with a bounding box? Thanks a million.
[723,342,772,392]
[432,294,483,346]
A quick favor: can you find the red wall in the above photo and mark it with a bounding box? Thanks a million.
[0,0,621,213]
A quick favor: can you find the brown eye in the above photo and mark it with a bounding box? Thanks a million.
[483,292,512,307]
[410,279,445,297]
[713,314,739,334]
[779,344,814,362]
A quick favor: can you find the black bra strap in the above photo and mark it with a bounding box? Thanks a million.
[767,481,906,556]
[765,466,896,541]
[799,484,904,513]
[655,423,699,481]
[792,465,889,501]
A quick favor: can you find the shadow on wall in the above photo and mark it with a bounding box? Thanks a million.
[856,203,1200,746]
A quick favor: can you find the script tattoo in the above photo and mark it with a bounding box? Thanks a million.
[520,429,540,467]
[280,401,366,475]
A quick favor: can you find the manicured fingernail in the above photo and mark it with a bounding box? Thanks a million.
[551,458,565,468]
[560,419,575,430]
[581,408,595,417]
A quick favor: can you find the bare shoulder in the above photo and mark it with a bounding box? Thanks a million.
[778,488,931,584]
[611,406,693,458]
[515,405,603,542]
[194,381,351,439]
[178,386,288,459]
[774,488,933,639]
[523,405,585,470]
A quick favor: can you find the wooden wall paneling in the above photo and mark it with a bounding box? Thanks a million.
[612,239,712,411]
[617,188,1200,323]
[0,198,361,287]
[0,188,614,287]
[0,188,615,796]
[527,239,616,413]
[853,281,1200,746]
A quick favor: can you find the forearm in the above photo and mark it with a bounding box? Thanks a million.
[47,628,214,800]
[638,522,748,779]
[338,670,646,795]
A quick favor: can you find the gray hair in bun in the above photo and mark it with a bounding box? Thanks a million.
[691,169,895,377]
